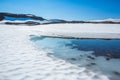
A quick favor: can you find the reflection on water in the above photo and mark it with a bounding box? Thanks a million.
[30,35,120,80]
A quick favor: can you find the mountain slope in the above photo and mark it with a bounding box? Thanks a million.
[0,12,120,25]
[88,18,120,22]
[0,12,45,21]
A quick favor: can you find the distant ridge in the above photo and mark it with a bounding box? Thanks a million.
[0,12,45,21]
[0,12,120,25]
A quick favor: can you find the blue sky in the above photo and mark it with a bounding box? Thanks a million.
[0,0,120,20]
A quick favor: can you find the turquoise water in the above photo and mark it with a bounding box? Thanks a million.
[30,36,120,59]
[30,35,120,80]
[66,39,120,58]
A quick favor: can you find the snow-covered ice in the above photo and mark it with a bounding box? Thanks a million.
[30,23,120,39]
[0,24,120,80]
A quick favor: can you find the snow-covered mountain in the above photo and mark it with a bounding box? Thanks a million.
[0,12,47,25]
[0,12,120,25]
[47,19,66,23]
[0,12,68,25]
[0,12,45,21]
[88,18,120,22]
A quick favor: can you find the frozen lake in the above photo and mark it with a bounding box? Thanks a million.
[0,24,120,80]
[30,35,120,80]
[30,35,120,59]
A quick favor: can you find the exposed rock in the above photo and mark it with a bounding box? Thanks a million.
[113,71,120,76]
[0,15,4,21]
[4,21,40,25]
[86,63,96,67]
[105,54,113,61]
[87,56,95,60]
[48,19,67,23]
[0,12,45,21]
[25,21,40,25]
[70,58,77,61]
[90,63,96,65]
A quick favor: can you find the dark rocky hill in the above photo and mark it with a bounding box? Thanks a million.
[0,12,45,21]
